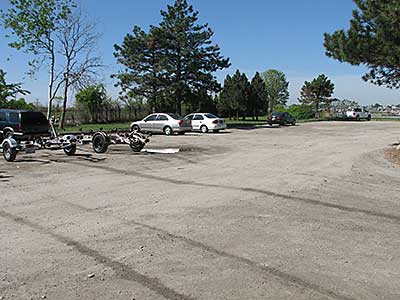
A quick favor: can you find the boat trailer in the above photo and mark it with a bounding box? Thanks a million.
[1,123,151,162]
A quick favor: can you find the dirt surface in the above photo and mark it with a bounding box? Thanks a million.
[1,121,400,300]
[385,147,400,166]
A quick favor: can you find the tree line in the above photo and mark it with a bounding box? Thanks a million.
[1,0,399,125]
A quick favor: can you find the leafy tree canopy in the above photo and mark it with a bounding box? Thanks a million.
[1,0,74,62]
[75,84,106,122]
[0,69,30,108]
[324,0,400,88]
[261,69,289,113]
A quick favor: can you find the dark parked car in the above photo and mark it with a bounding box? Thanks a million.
[0,109,50,141]
[267,112,296,126]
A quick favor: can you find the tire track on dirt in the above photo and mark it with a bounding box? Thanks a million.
[0,210,195,300]
[0,204,355,300]
[67,160,400,224]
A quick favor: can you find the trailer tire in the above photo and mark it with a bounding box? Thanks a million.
[64,144,77,156]
[2,142,17,162]
[3,129,14,139]
[131,125,141,132]
[92,134,109,153]
[129,139,145,152]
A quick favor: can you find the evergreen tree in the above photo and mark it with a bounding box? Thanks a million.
[114,0,230,115]
[261,69,289,113]
[184,90,217,114]
[249,72,267,120]
[218,75,233,118]
[298,74,335,117]
[114,26,165,112]
[324,0,400,88]
[219,70,249,120]
[157,0,230,114]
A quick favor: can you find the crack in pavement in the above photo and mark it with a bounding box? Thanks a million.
[0,210,195,300]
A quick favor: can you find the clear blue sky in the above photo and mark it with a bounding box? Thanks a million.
[0,0,398,106]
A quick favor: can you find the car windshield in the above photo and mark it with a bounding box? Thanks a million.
[205,113,218,118]
[272,112,284,116]
[167,113,182,120]
[354,108,362,112]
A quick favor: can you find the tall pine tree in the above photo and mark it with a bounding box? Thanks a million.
[298,74,335,118]
[158,0,230,114]
[114,26,165,112]
[249,72,267,120]
[324,0,400,88]
[219,70,249,120]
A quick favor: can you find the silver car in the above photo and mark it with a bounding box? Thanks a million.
[130,113,192,135]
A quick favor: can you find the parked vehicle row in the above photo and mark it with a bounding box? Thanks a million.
[130,112,227,135]
[4,106,372,162]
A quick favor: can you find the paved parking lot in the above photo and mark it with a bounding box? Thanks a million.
[1,121,399,300]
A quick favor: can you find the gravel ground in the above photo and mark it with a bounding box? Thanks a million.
[1,121,399,300]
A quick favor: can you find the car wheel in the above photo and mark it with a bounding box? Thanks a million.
[164,126,173,136]
[92,134,109,153]
[2,142,17,162]
[356,116,360,121]
[367,115,371,121]
[200,125,208,133]
[268,123,272,126]
[63,144,77,156]
[292,121,296,126]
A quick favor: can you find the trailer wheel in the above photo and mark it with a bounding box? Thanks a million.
[92,134,109,153]
[64,144,77,156]
[129,139,145,152]
[131,125,141,132]
[2,142,17,162]
[4,130,13,139]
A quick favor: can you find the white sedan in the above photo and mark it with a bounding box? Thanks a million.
[184,113,227,133]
